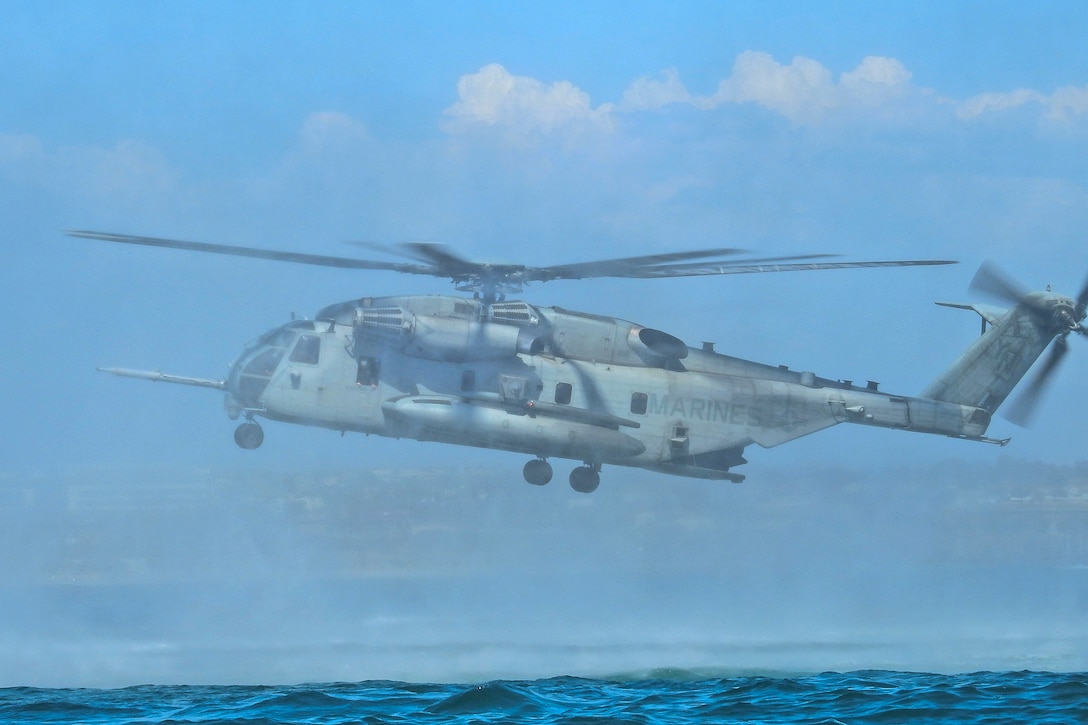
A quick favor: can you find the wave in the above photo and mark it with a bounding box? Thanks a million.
[2,671,1086,724]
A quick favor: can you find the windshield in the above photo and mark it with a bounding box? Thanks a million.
[230,321,316,405]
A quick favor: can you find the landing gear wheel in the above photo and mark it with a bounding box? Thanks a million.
[569,465,600,494]
[523,458,553,486]
[234,422,264,450]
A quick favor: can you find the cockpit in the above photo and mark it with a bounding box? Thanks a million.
[228,320,322,406]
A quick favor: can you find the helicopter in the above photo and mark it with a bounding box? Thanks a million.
[70,230,1086,493]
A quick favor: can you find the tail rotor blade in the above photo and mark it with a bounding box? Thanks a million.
[1075,272,1088,318]
[970,260,1027,306]
[1004,336,1069,426]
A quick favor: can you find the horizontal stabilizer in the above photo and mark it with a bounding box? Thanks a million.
[98,367,226,391]
[934,301,1006,327]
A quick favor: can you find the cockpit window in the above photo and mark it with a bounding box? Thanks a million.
[259,328,297,349]
[234,322,314,405]
[290,335,321,365]
[243,348,286,378]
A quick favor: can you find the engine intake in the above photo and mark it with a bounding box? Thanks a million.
[627,326,689,363]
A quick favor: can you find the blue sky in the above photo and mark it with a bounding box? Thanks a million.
[3,2,1088,476]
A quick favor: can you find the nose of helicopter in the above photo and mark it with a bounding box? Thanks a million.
[224,323,302,413]
[224,356,247,420]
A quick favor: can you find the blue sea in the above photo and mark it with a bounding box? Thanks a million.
[2,671,1085,724]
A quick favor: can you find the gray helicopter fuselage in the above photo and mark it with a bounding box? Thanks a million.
[223,294,993,482]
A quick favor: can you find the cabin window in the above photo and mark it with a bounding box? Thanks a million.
[555,382,572,405]
[289,335,321,365]
[630,392,648,415]
[356,356,380,386]
[461,370,476,392]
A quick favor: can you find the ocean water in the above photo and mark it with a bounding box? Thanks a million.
[2,671,1085,724]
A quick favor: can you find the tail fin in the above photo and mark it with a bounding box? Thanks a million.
[921,299,1058,414]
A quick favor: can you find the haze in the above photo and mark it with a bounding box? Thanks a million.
[2,459,1086,687]
[2,3,1087,686]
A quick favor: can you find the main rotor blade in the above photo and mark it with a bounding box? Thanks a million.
[68,230,443,276]
[72,230,957,294]
[604,253,839,276]
[347,240,527,281]
[538,257,955,280]
[536,247,750,280]
[345,240,433,263]
[399,242,481,273]
[1004,336,1068,426]
[529,247,953,282]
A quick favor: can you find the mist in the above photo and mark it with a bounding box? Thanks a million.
[1,457,1085,687]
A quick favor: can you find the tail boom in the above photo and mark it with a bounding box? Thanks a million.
[921,292,1071,417]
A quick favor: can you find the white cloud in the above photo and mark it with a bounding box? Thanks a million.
[704,51,837,120]
[1049,86,1088,119]
[839,56,913,105]
[442,63,614,139]
[69,140,177,199]
[0,133,176,202]
[956,89,1046,119]
[298,111,371,152]
[614,53,916,124]
[441,53,1086,140]
[620,68,692,111]
[957,85,1088,121]
[251,111,382,223]
[698,52,914,122]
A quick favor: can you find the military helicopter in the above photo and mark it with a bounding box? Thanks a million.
[71,230,1086,493]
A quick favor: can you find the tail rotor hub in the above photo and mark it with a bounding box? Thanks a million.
[1053,302,1078,333]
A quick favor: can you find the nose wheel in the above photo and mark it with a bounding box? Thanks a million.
[234,421,264,449]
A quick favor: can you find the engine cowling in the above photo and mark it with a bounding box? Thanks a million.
[407,316,542,361]
[354,306,542,362]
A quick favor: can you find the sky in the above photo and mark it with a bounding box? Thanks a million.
[2,0,1088,687]
[2,3,1088,472]
[10,0,1088,477]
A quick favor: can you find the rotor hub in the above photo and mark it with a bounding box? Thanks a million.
[1053,302,1078,333]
